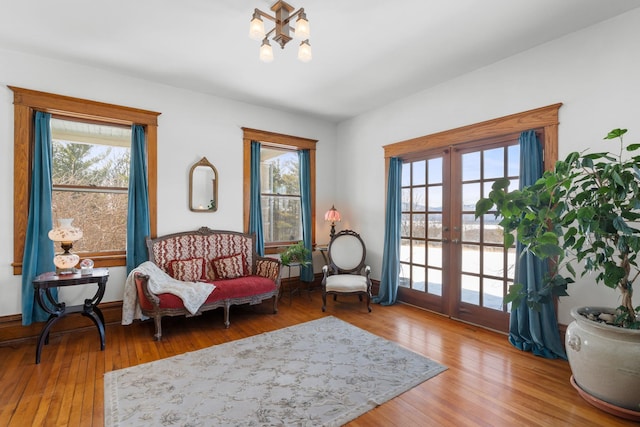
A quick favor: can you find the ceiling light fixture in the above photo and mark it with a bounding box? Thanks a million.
[249,1,311,63]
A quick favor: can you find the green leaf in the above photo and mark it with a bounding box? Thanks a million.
[581,156,595,168]
[504,283,524,305]
[503,233,515,249]
[475,198,494,218]
[538,232,559,245]
[491,178,511,191]
[611,170,624,187]
[613,216,633,234]
[532,243,564,258]
[604,128,627,140]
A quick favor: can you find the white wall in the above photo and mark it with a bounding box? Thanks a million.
[336,8,640,326]
[0,48,337,317]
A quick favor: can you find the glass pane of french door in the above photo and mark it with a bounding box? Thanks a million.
[452,142,519,331]
[398,138,520,332]
[399,154,448,313]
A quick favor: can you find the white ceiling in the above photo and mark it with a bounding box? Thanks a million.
[1,0,640,122]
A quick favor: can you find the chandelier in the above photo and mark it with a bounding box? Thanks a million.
[249,1,311,63]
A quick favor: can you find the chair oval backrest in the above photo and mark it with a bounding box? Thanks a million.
[328,230,365,272]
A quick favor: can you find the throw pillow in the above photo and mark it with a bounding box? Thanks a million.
[168,258,206,282]
[211,253,246,279]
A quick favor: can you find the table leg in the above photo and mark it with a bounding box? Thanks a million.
[36,314,60,364]
[34,288,65,364]
[83,299,105,350]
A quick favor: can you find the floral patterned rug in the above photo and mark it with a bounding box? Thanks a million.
[104,316,447,426]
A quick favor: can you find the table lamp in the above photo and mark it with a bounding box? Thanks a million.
[48,218,83,274]
[324,205,341,240]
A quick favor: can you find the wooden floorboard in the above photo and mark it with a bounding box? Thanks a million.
[0,290,636,427]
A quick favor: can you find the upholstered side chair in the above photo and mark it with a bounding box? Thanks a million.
[321,229,372,312]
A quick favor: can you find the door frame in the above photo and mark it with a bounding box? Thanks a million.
[383,104,561,329]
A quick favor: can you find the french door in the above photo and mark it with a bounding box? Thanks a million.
[398,136,520,332]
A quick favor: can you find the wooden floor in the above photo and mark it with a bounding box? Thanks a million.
[0,290,636,427]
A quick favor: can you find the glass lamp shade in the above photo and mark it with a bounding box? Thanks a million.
[53,253,80,271]
[324,205,341,223]
[298,40,312,63]
[260,39,274,62]
[49,218,82,272]
[249,15,265,40]
[294,15,310,40]
[48,218,83,243]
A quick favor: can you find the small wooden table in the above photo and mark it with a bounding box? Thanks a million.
[279,262,313,304]
[32,268,109,364]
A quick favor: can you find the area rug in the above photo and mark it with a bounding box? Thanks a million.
[104,316,446,426]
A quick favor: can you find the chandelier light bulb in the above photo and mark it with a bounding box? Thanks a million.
[260,39,274,62]
[249,12,265,40]
[294,12,310,40]
[298,39,312,63]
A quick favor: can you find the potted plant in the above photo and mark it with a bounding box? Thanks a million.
[475,128,640,416]
[280,241,312,267]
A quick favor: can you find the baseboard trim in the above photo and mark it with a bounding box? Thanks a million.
[0,277,381,345]
[0,301,124,345]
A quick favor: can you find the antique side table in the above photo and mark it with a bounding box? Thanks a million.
[32,268,109,364]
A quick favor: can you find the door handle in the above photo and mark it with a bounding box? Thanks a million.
[452,239,460,244]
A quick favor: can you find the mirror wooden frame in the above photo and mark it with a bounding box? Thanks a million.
[189,157,218,212]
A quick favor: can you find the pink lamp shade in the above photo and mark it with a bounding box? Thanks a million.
[324,205,341,223]
[324,205,341,240]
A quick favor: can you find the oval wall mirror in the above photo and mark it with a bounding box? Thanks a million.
[189,157,218,212]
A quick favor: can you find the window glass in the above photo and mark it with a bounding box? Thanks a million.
[51,118,132,253]
[260,146,302,244]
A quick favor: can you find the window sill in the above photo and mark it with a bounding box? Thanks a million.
[12,253,126,275]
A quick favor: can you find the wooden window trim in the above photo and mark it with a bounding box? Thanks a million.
[242,127,317,254]
[10,86,161,275]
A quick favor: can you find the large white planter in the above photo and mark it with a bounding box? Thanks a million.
[565,306,640,415]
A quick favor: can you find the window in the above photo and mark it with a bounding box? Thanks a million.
[242,128,317,252]
[11,86,160,274]
[260,146,302,243]
[51,118,131,253]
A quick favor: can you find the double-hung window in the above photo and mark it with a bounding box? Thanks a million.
[242,127,317,252]
[260,146,302,243]
[11,86,160,273]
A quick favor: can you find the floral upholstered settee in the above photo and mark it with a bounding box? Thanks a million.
[132,227,281,340]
